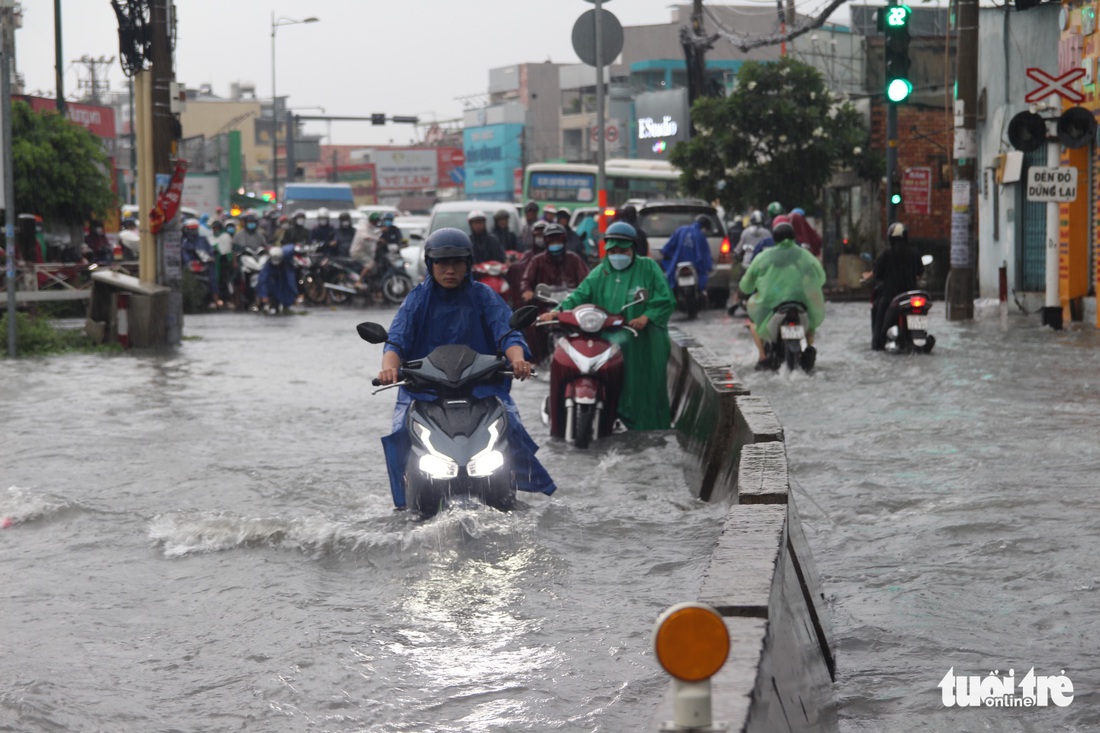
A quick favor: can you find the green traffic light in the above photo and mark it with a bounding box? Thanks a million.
[890,193,902,205]
[885,5,911,27]
[887,78,913,102]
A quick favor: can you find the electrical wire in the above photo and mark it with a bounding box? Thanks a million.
[703,0,852,52]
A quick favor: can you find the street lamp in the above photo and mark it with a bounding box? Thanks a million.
[271,14,319,205]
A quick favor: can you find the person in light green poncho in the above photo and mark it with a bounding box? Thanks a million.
[538,221,676,431]
[738,219,827,366]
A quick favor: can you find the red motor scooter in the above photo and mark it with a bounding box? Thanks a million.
[473,259,510,301]
[538,288,648,449]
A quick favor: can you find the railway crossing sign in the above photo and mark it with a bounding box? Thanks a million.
[1025,67,1086,104]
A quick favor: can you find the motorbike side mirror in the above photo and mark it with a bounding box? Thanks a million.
[535,283,552,298]
[509,305,540,331]
[357,322,389,344]
[921,254,934,266]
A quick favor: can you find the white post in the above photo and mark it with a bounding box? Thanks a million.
[1043,139,1060,322]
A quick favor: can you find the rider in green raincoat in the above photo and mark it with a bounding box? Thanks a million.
[540,221,675,431]
[738,218,826,364]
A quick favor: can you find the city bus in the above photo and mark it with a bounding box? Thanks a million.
[522,159,682,216]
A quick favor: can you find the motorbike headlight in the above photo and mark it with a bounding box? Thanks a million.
[419,454,459,479]
[576,308,606,333]
[467,417,505,477]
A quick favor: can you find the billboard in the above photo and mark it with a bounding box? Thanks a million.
[634,88,690,160]
[463,123,524,200]
[181,173,221,215]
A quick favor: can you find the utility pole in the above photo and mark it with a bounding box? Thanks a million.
[3,2,16,357]
[947,0,978,321]
[74,55,114,105]
[54,0,65,114]
[149,0,175,176]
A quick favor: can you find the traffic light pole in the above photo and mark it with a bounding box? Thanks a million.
[887,101,898,223]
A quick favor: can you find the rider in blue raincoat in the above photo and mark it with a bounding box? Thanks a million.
[256,244,299,308]
[659,215,714,293]
[376,228,556,509]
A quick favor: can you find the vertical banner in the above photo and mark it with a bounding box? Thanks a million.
[950,180,972,267]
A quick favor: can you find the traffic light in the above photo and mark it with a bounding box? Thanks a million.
[371,113,386,125]
[880,4,913,103]
[890,167,903,206]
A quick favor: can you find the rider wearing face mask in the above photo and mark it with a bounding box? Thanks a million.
[231,212,268,253]
[537,222,675,431]
[333,211,357,258]
[310,208,339,256]
[282,209,311,246]
[520,223,589,303]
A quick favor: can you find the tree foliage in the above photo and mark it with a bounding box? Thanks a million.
[670,57,875,215]
[12,101,116,226]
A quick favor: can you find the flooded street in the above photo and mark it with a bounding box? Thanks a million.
[2,300,1099,731]
[0,307,726,732]
[688,301,1100,732]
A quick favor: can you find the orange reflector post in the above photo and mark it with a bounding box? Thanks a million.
[653,603,730,682]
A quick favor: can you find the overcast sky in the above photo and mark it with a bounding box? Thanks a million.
[19,0,854,145]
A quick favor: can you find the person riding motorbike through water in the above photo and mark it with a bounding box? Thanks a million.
[378,212,404,249]
[282,209,311,246]
[310,208,339,256]
[504,220,547,308]
[521,223,590,363]
[729,211,773,315]
[182,217,220,308]
[467,210,506,264]
[613,205,649,258]
[351,212,384,286]
[519,201,540,252]
[788,208,823,259]
[538,222,675,431]
[257,244,299,312]
[863,222,924,351]
[737,219,826,370]
[333,211,357,258]
[660,214,714,297]
[232,211,268,254]
[491,209,518,253]
[376,228,556,509]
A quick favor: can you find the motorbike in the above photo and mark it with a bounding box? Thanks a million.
[294,243,325,304]
[473,259,511,301]
[358,305,541,516]
[881,290,935,354]
[231,245,268,311]
[311,255,363,306]
[672,261,701,320]
[761,301,815,372]
[538,288,649,449]
[529,283,574,366]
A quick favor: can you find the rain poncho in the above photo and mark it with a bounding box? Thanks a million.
[660,222,714,291]
[739,238,826,333]
[256,244,299,306]
[557,255,675,431]
[381,273,556,508]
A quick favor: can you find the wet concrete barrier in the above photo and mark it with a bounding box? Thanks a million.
[653,327,837,732]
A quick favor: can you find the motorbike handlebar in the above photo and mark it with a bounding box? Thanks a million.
[371,378,382,386]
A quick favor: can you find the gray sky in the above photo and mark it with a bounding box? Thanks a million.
[19,1,853,145]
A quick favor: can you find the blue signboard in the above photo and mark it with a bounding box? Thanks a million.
[463,123,524,200]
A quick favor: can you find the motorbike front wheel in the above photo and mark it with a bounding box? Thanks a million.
[382,274,414,304]
[574,403,595,449]
[327,272,354,306]
[303,275,328,305]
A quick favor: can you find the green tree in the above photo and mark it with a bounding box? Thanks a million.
[670,57,875,215]
[12,101,116,226]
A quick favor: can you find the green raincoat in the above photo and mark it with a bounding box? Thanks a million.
[739,239,827,333]
[558,255,675,430]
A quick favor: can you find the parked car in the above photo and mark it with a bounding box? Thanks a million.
[634,200,731,308]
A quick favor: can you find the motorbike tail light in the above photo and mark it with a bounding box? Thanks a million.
[190,261,203,273]
[717,236,734,263]
[910,296,927,309]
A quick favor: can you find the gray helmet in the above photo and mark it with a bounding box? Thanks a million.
[493,209,511,221]
[543,223,566,241]
[749,210,765,227]
[887,222,908,244]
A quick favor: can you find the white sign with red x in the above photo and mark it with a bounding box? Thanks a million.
[1025,67,1086,104]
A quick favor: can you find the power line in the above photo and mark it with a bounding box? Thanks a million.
[703,0,851,53]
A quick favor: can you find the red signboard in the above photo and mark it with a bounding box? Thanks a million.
[436,147,465,188]
[24,96,117,139]
[901,167,933,216]
[149,160,189,234]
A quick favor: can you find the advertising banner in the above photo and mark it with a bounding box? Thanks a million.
[463,123,524,200]
[150,160,189,234]
[634,89,689,159]
[901,167,933,215]
[181,173,221,215]
[374,149,439,191]
[436,148,465,188]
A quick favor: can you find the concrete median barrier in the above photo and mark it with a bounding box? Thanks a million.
[653,327,836,732]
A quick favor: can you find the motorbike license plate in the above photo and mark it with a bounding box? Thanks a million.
[907,315,928,331]
[780,325,805,340]
[677,276,696,287]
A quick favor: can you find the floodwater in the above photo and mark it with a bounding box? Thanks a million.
[3,300,1099,732]
[688,300,1100,733]
[0,307,727,732]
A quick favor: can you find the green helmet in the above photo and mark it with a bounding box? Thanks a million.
[766,201,784,218]
[368,212,382,225]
